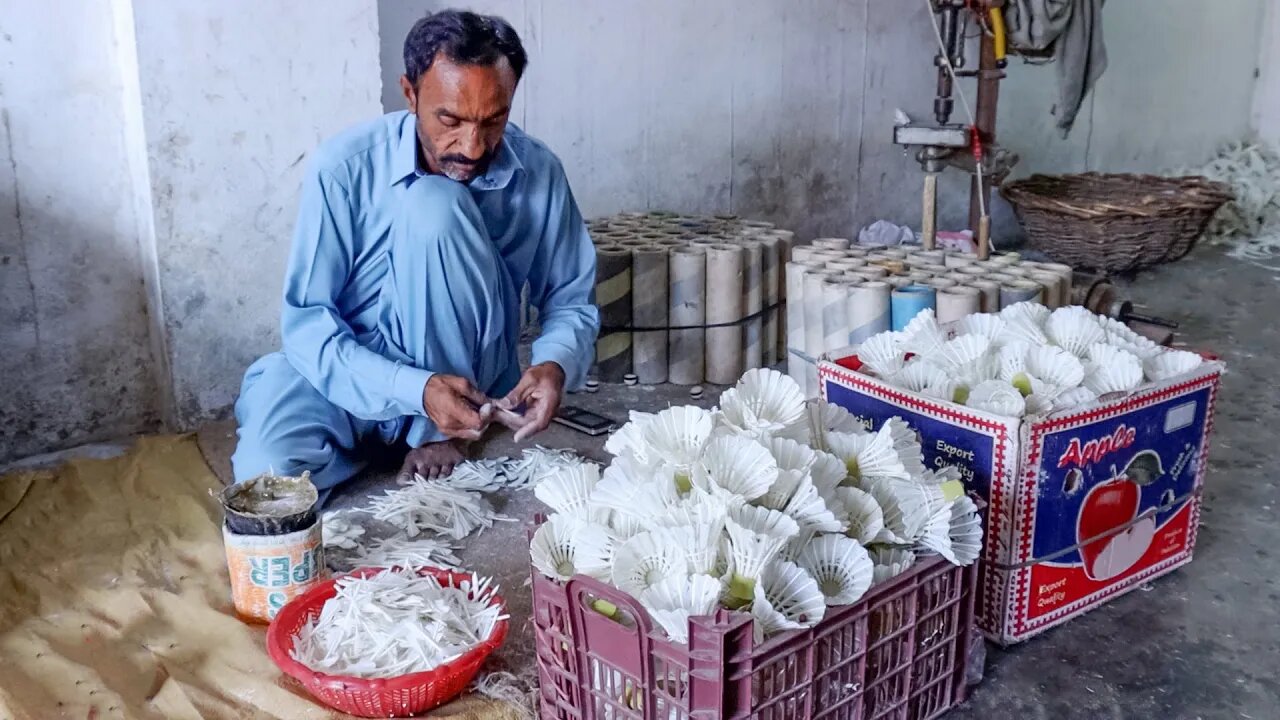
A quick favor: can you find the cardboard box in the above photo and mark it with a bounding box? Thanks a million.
[819,355,1224,645]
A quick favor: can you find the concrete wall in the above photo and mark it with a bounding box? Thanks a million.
[0,1,383,461]
[1254,0,1280,148]
[130,1,384,427]
[379,0,1266,238]
[0,1,160,460]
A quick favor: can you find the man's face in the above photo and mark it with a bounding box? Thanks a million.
[400,54,517,183]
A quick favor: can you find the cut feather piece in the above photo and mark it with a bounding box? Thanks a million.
[797,534,874,605]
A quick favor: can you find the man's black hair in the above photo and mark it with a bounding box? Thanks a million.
[403,9,528,86]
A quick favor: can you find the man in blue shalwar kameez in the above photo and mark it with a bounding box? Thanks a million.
[232,10,599,493]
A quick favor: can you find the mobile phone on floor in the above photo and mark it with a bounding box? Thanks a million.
[554,406,617,436]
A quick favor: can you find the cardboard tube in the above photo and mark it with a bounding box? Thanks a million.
[1039,262,1074,306]
[791,245,820,263]
[812,237,851,250]
[594,246,633,382]
[757,235,782,366]
[822,278,853,354]
[1030,271,1064,309]
[910,249,947,265]
[631,246,669,384]
[742,239,764,370]
[771,231,795,363]
[1000,279,1044,308]
[668,246,707,384]
[936,286,982,323]
[944,253,977,268]
[914,263,949,276]
[848,281,891,345]
[886,276,913,289]
[826,258,866,272]
[891,285,937,330]
[992,252,1021,265]
[803,269,837,358]
[970,280,1001,313]
[872,247,910,260]
[705,244,746,384]
[785,261,811,388]
[924,277,959,290]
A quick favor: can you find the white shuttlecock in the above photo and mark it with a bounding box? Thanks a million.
[1052,385,1099,411]
[865,477,942,544]
[1027,344,1085,390]
[717,368,809,442]
[639,573,722,644]
[603,410,656,462]
[826,419,923,483]
[956,313,1007,343]
[640,406,715,480]
[780,478,846,535]
[966,379,1026,416]
[611,530,690,597]
[591,456,680,538]
[833,486,886,545]
[767,436,817,476]
[692,434,779,502]
[1045,306,1106,357]
[917,495,983,566]
[936,334,991,372]
[723,504,801,606]
[534,461,605,521]
[1143,349,1203,382]
[901,309,947,357]
[997,303,1050,346]
[890,360,949,394]
[797,534,874,605]
[749,559,826,640]
[809,450,850,497]
[1025,393,1055,416]
[644,517,723,575]
[870,546,917,585]
[1100,317,1163,359]
[530,515,614,582]
[1084,344,1144,395]
[858,331,908,376]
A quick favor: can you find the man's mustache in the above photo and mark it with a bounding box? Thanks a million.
[440,153,489,166]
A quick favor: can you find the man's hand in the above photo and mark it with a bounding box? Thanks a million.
[498,362,565,442]
[423,374,490,440]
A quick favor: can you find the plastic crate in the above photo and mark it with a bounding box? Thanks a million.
[531,549,980,719]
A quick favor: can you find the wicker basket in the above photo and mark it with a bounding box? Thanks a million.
[1001,173,1232,274]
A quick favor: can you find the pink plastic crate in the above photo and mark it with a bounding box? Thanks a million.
[530,547,980,719]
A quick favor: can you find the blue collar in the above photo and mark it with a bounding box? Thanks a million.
[391,113,523,191]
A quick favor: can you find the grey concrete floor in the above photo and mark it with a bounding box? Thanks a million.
[127,245,1280,718]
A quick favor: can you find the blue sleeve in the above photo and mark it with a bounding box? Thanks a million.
[528,163,600,390]
[280,165,432,420]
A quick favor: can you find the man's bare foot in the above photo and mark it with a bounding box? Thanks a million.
[398,439,467,481]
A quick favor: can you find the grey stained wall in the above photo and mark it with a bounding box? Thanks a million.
[0,1,160,460]
[378,0,1265,240]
